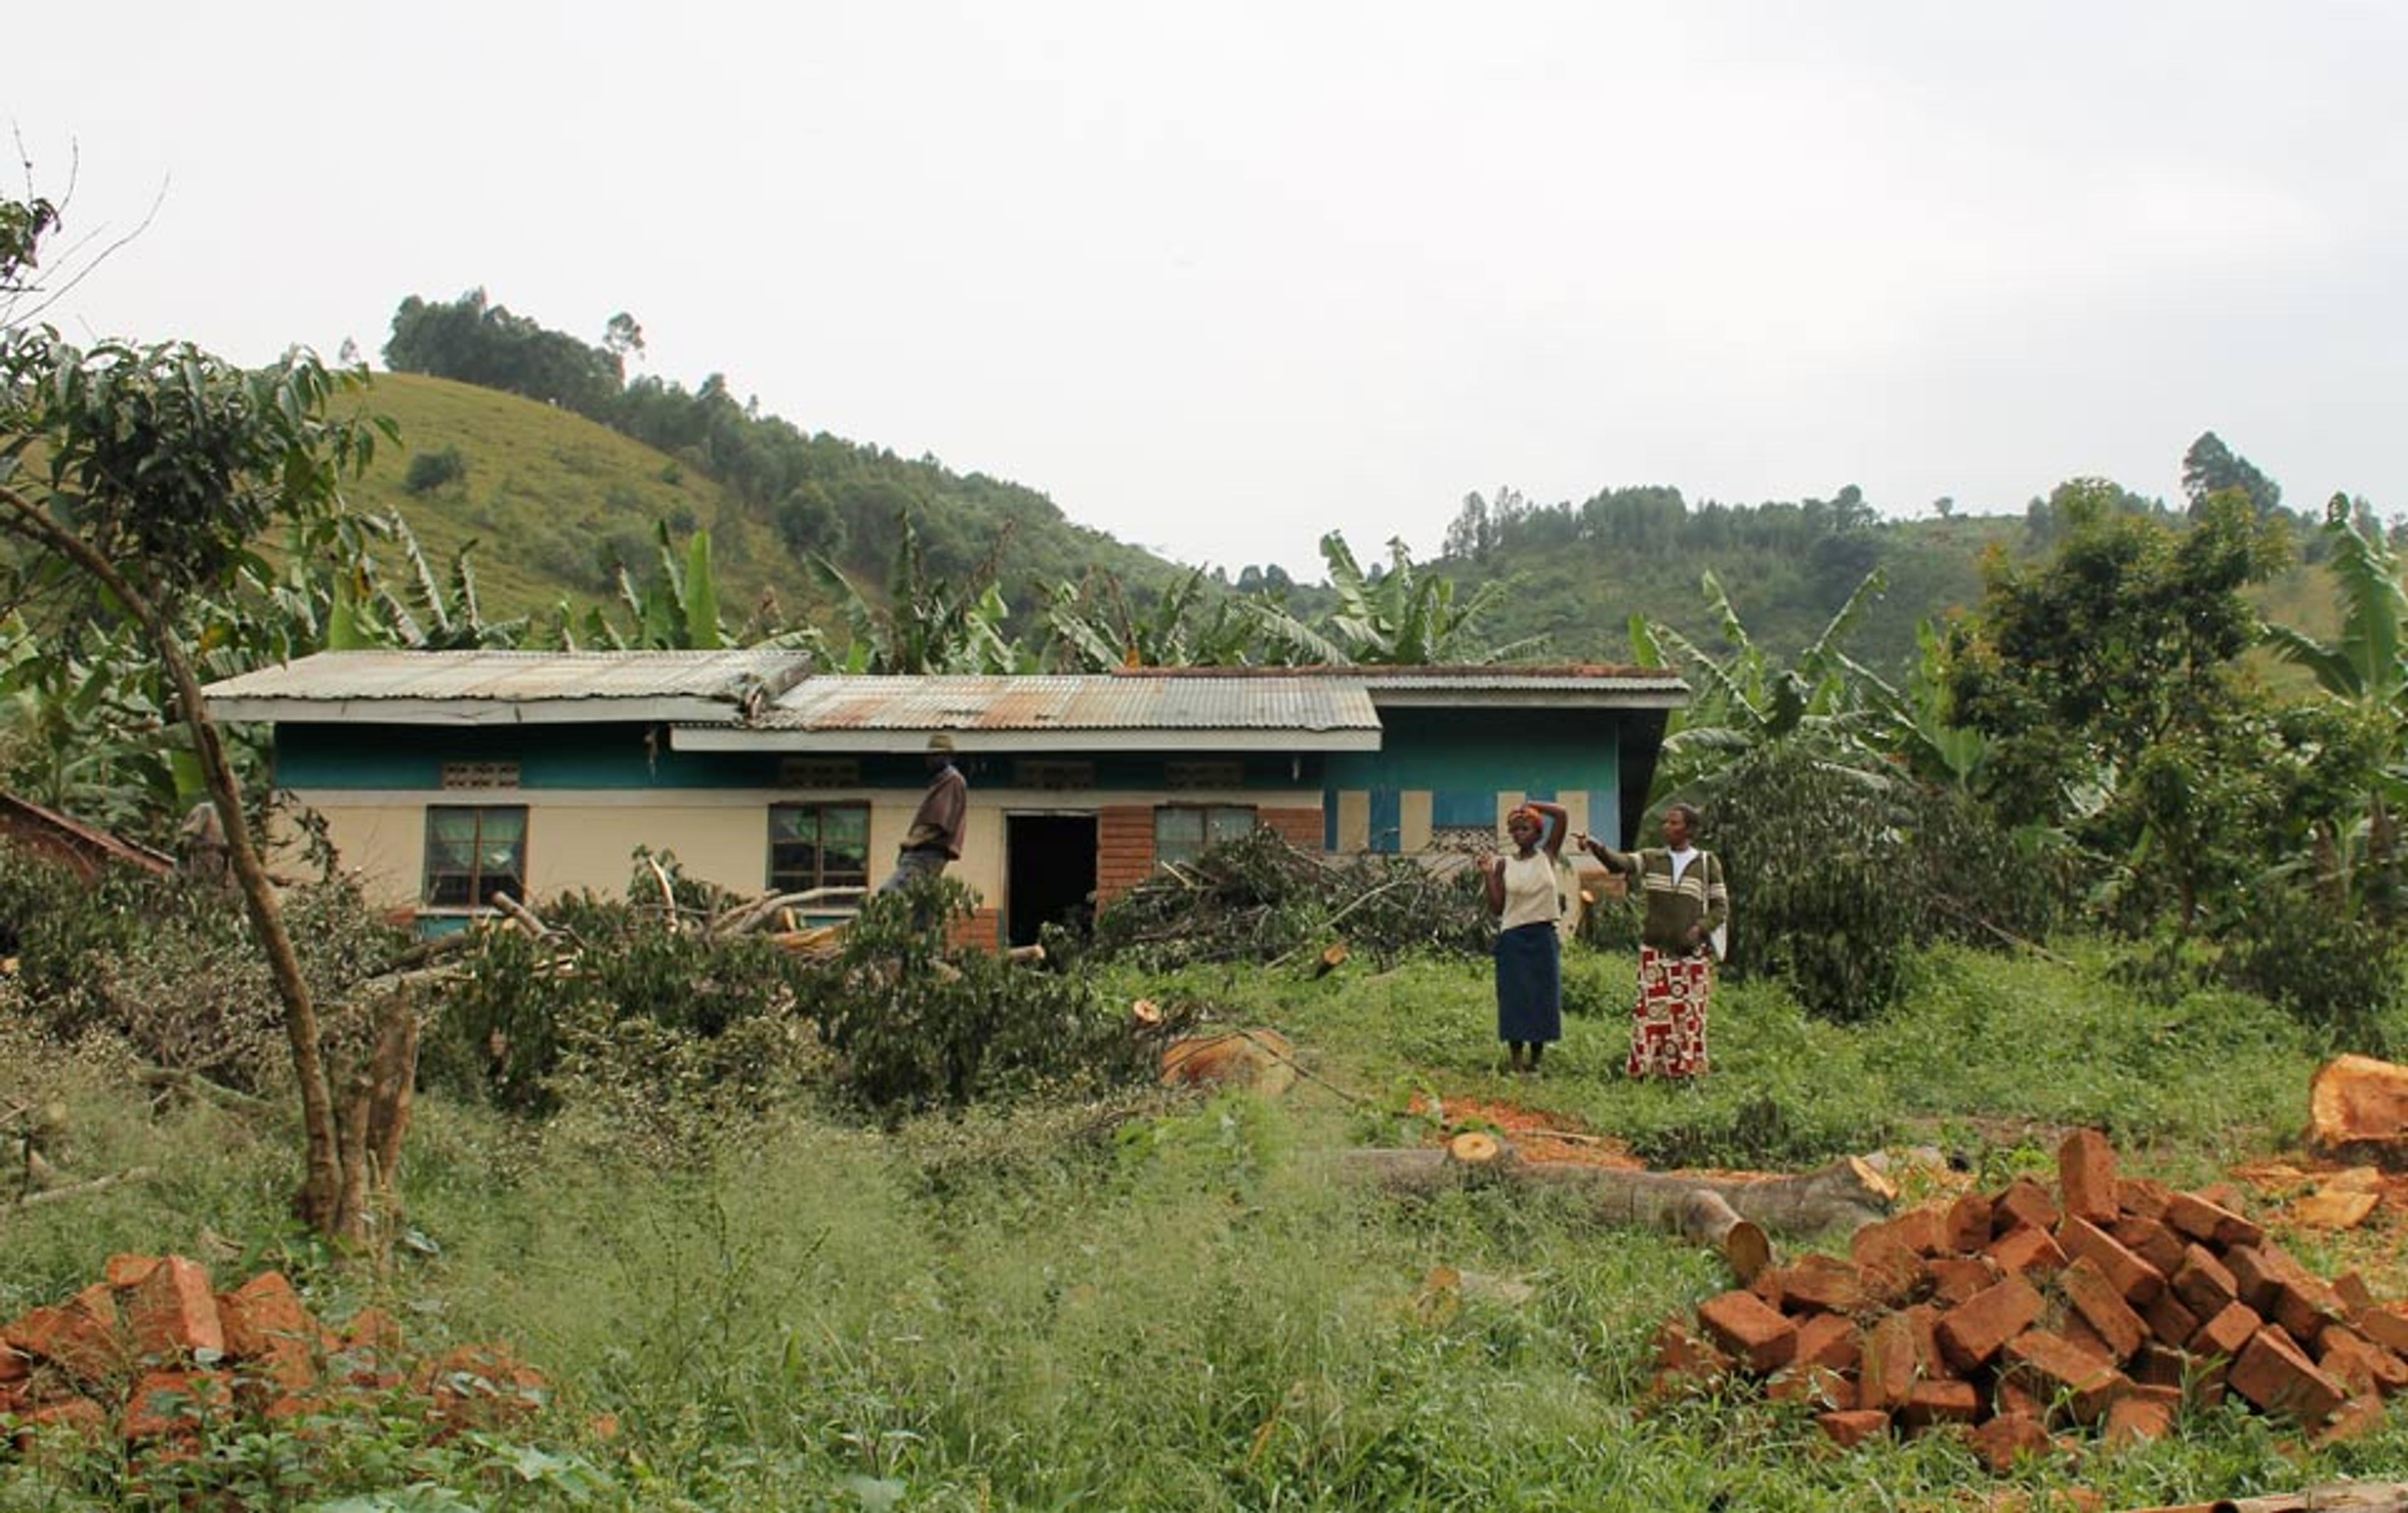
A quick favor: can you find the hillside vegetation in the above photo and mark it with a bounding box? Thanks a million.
[347,371,1186,634]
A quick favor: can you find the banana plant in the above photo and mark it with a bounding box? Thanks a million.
[1243,531,1543,666]
[2263,494,2408,918]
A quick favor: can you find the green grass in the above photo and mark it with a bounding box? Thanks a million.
[4,939,2404,1509]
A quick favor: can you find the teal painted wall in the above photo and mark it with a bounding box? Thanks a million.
[1321,708,1628,847]
[273,725,1334,794]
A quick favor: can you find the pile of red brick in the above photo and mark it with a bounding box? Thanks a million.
[1654,1131,2408,1470]
[1,1253,544,1451]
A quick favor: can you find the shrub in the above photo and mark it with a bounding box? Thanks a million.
[421,888,818,1116]
[2216,881,2408,1054]
[1707,745,2061,1022]
[401,445,468,494]
[806,876,1151,1111]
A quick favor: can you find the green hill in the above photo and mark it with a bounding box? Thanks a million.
[340,371,1187,635]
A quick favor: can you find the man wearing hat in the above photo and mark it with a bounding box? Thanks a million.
[877,731,968,900]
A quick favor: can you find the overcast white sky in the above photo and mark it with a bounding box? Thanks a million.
[13,2,2407,578]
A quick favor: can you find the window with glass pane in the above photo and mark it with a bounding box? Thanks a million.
[769,803,870,891]
[423,805,527,908]
[1153,804,1257,865]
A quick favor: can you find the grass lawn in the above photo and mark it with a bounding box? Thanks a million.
[3,939,2404,1510]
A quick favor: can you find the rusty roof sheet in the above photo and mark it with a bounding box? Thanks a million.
[203,650,807,725]
[752,675,1379,733]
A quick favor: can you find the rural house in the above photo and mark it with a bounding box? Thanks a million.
[201,651,1687,945]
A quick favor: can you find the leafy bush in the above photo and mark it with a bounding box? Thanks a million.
[0,851,403,1089]
[1709,745,2062,1022]
[421,889,820,1116]
[807,876,1151,1110]
[402,444,468,494]
[2216,881,2407,1053]
[1086,827,1491,970]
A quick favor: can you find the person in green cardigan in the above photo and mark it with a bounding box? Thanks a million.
[1574,802,1728,1078]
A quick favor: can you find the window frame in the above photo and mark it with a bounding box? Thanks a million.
[421,804,530,911]
[767,800,873,893]
[1153,802,1259,866]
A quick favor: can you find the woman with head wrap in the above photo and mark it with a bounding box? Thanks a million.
[1482,800,1568,1075]
[1574,802,1727,1078]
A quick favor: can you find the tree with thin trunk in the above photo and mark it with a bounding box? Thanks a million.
[1,191,396,1241]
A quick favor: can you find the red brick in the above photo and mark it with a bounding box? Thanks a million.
[1966,1412,2052,1473]
[102,1254,162,1289]
[2270,1280,2345,1349]
[2131,1342,2192,1389]
[1887,1206,1949,1258]
[1850,1224,1931,1308]
[2103,1391,2176,1446]
[2166,1190,2263,1248]
[0,1344,26,1386]
[1930,1255,2002,1307]
[1944,1192,1995,1255]
[1993,1179,2060,1237]
[2140,1289,2200,1352]
[18,1395,107,1440]
[2111,1216,2187,1279]
[2170,1245,2239,1319]
[1900,1378,1982,1429]
[2331,1271,2378,1315]
[2223,1245,2292,1314]
[2,1295,125,1386]
[2058,1308,2120,1366]
[2192,1301,2264,1360]
[122,1368,232,1440]
[1697,1290,1795,1375]
[218,1273,318,1394]
[2056,1129,2118,1224]
[1938,1273,2046,1372]
[1652,1317,1734,1379]
[123,1256,223,1361]
[2312,1394,2390,1449]
[1792,1312,1860,1374]
[2057,1255,2148,1362]
[2115,1177,2174,1222]
[1988,1224,2068,1280]
[2001,1329,2129,1423]
[1904,1303,1946,1378]
[1773,1254,1864,1315]
[1768,1363,1856,1410]
[1815,1408,1891,1448]
[2313,1325,2408,1397]
[2229,1327,2348,1426]
[1858,1311,1918,1411]
[2357,1304,2408,1356]
[2054,1215,2164,1303]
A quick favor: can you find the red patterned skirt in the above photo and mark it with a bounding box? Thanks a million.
[1628,946,1711,1078]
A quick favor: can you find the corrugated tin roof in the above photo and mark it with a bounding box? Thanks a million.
[203,649,806,725]
[669,674,1381,751]
[755,674,1377,732]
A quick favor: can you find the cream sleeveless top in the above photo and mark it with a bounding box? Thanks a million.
[1499,851,1560,932]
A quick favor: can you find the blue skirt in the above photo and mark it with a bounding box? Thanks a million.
[1495,922,1562,1043]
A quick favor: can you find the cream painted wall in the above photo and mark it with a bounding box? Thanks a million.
[287,785,1320,916]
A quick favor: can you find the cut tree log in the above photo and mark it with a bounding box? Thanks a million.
[1312,943,1349,979]
[1338,1140,1888,1255]
[2111,1482,2408,1512]
[2310,1054,2408,1168]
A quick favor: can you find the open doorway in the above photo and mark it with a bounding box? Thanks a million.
[1005,811,1098,948]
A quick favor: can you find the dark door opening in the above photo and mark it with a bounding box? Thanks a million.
[1005,812,1098,948]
